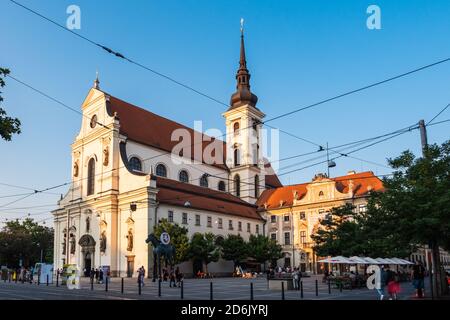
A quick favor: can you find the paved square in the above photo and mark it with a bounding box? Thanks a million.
[0,275,425,300]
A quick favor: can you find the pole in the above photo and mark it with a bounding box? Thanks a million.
[181,280,184,299]
[419,119,436,299]
[121,278,124,294]
[90,276,93,290]
[158,278,161,297]
[300,281,303,299]
[315,279,318,296]
[250,282,254,300]
[138,278,142,295]
[105,276,108,292]
[328,279,331,294]
[46,274,49,286]
[210,282,213,300]
[281,281,285,300]
[56,272,59,287]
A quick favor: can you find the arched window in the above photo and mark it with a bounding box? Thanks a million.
[234,148,240,166]
[218,181,226,191]
[155,164,167,177]
[200,174,208,187]
[179,170,189,183]
[87,158,95,195]
[254,175,259,198]
[234,174,240,197]
[129,157,142,172]
[233,122,240,134]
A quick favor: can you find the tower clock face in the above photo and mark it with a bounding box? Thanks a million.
[90,115,97,128]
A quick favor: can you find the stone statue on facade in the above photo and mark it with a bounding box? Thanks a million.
[100,231,107,253]
[127,229,133,252]
[73,161,79,177]
[70,235,76,255]
[62,236,66,255]
[103,146,109,166]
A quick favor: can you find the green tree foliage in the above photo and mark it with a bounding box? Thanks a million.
[311,141,450,295]
[220,234,248,268]
[0,218,53,267]
[188,232,220,273]
[247,234,283,267]
[153,218,190,264]
[0,68,21,141]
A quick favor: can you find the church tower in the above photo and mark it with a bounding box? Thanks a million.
[223,21,265,204]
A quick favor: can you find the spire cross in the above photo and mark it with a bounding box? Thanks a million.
[240,18,244,35]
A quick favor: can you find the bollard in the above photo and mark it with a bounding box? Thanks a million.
[91,277,94,290]
[138,279,142,295]
[328,279,331,294]
[46,275,49,286]
[121,278,124,294]
[281,281,285,300]
[340,282,343,293]
[250,282,254,300]
[181,280,184,300]
[37,276,40,286]
[300,281,304,299]
[315,279,318,296]
[158,279,162,297]
[56,273,59,287]
[210,282,213,300]
[105,277,108,292]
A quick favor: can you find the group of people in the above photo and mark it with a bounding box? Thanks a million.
[87,268,106,284]
[164,267,184,287]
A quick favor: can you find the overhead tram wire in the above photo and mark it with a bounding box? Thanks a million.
[8,75,397,190]
[427,103,450,125]
[8,0,450,153]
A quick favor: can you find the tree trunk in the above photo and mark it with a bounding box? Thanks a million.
[430,241,446,297]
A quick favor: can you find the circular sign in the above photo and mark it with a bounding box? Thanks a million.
[160,232,170,245]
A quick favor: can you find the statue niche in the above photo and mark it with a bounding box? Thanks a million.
[126,229,134,252]
[73,161,79,177]
[100,231,107,253]
[103,146,109,166]
[70,234,76,255]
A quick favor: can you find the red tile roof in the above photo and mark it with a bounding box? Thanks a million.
[106,94,228,170]
[103,91,282,188]
[155,176,264,221]
[256,171,384,210]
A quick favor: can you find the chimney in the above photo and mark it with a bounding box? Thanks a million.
[347,170,356,175]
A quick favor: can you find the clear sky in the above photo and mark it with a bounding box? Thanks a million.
[1,0,449,226]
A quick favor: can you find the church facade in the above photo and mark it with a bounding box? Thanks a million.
[52,31,283,277]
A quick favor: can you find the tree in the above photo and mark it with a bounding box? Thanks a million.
[188,232,220,273]
[311,141,450,296]
[374,141,450,296]
[153,218,189,264]
[247,234,282,269]
[312,203,413,258]
[220,234,248,268]
[0,218,53,267]
[0,68,21,141]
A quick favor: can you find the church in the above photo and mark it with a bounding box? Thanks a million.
[52,29,283,277]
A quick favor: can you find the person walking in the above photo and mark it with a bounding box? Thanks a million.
[95,268,99,283]
[411,261,425,298]
[375,266,387,300]
[387,270,400,300]
[169,269,176,288]
[99,268,104,284]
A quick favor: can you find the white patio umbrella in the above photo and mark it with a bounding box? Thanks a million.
[383,258,398,264]
[375,258,391,264]
[390,258,409,265]
[398,258,414,265]
[349,256,370,264]
[318,256,352,264]
[362,257,381,264]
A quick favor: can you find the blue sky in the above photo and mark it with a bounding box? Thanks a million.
[1,0,450,225]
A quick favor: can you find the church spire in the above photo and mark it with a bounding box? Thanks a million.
[229,18,258,110]
[93,70,100,89]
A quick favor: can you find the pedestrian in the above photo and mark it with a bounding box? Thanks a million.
[411,261,425,298]
[169,269,176,288]
[99,268,104,284]
[95,268,99,283]
[292,269,299,290]
[375,266,387,300]
[387,270,400,300]
[141,266,145,286]
[175,267,183,287]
